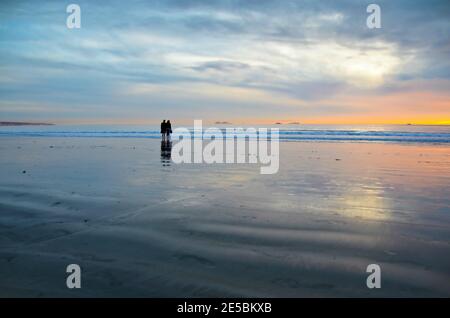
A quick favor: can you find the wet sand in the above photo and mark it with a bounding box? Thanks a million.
[0,138,449,297]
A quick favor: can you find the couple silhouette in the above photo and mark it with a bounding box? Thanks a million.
[161,120,172,142]
[160,120,172,165]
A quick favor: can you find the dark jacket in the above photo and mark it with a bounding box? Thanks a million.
[160,122,166,134]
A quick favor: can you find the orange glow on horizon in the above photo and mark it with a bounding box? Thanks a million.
[43,117,450,126]
[26,86,450,126]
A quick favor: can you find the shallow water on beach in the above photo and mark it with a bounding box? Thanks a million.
[0,137,449,297]
[1,124,449,143]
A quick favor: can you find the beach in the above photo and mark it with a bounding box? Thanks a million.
[0,136,449,297]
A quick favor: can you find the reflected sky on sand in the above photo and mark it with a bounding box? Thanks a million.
[0,138,449,296]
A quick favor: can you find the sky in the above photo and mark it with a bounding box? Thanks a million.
[0,0,449,125]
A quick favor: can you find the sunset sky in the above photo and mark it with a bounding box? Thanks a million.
[0,0,449,125]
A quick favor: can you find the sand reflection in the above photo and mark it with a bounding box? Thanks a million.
[161,141,172,166]
[341,184,390,220]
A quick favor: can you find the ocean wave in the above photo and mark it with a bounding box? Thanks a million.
[0,129,449,143]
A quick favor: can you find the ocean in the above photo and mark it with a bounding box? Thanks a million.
[1,124,449,143]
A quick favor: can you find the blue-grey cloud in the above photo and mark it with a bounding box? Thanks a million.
[0,0,449,122]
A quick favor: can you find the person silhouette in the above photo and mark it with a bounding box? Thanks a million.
[166,120,172,141]
[161,120,167,141]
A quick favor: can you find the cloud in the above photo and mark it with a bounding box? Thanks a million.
[0,0,449,123]
[190,60,250,72]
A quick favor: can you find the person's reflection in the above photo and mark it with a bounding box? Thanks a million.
[160,140,172,166]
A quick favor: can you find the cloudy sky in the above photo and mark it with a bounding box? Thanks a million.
[0,0,449,124]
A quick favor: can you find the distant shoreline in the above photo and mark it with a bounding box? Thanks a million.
[0,122,54,126]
